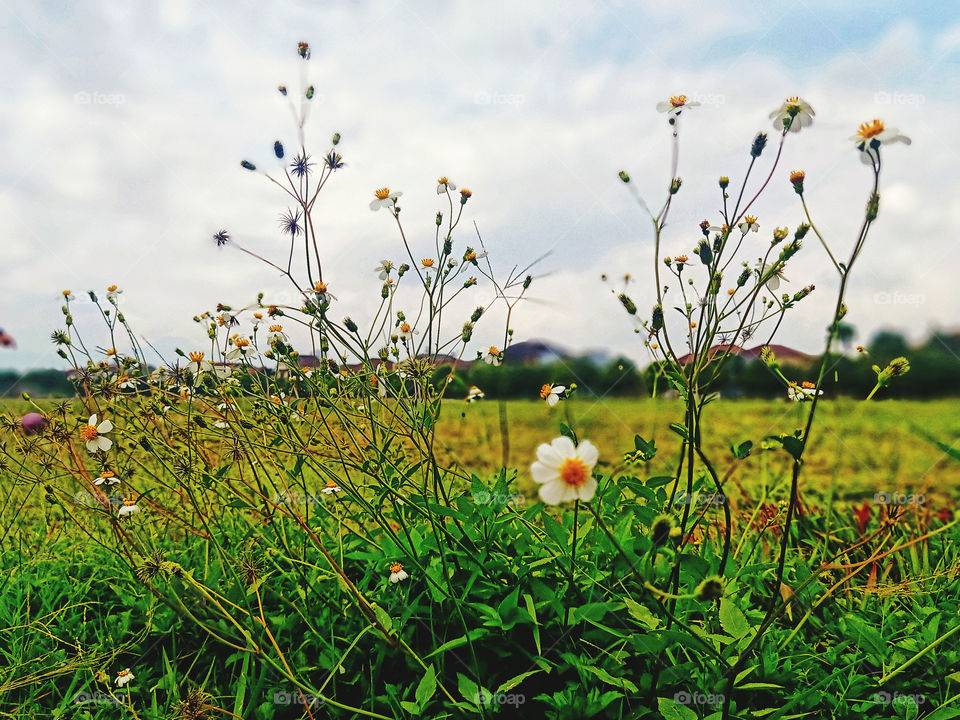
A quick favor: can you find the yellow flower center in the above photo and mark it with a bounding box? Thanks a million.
[540,384,553,399]
[374,187,392,200]
[122,498,136,507]
[389,562,403,573]
[670,95,687,107]
[269,325,283,332]
[421,258,435,267]
[254,312,263,319]
[107,285,118,292]
[62,290,71,296]
[80,425,98,441]
[100,471,114,479]
[326,480,340,489]
[460,189,472,197]
[234,338,250,348]
[370,374,378,386]
[674,255,688,263]
[314,281,328,292]
[400,322,411,333]
[801,381,816,389]
[117,669,131,677]
[465,252,477,261]
[437,176,449,184]
[189,351,205,362]
[488,346,500,356]
[857,119,885,140]
[106,349,117,356]
[559,457,588,487]
[744,216,757,224]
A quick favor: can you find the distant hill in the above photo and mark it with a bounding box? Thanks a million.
[504,339,610,366]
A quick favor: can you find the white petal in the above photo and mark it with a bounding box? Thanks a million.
[369,199,381,211]
[531,461,558,485]
[575,440,599,469]
[88,414,98,425]
[97,437,113,452]
[655,100,672,112]
[85,440,99,453]
[553,385,565,394]
[546,394,559,407]
[576,476,598,502]
[549,436,577,458]
[98,419,113,434]
[535,442,564,469]
[538,479,566,505]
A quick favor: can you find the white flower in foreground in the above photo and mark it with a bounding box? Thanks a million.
[388,562,408,584]
[115,668,135,686]
[539,383,566,407]
[484,346,503,366]
[436,176,457,194]
[80,414,113,453]
[788,381,822,402]
[95,471,120,486]
[738,216,760,234]
[226,337,257,361]
[655,94,701,118]
[106,284,123,303]
[760,262,788,292]
[322,480,343,495]
[375,260,394,280]
[531,436,599,505]
[769,96,815,133]
[850,119,911,164]
[466,385,485,402]
[369,187,402,211]
[118,498,140,517]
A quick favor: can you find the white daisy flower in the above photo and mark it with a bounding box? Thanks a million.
[539,383,566,407]
[420,258,437,274]
[850,119,911,164]
[117,375,137,390]
[311,281,334,305]
[187,351,215,376]
[322,480,343,495]
[466,385,485,402]
[375,260,394,280]
[369,187,402,212]
[738,216,760,234]
[94,471,120,486]
[655,94,701,118]
[118,499,140,517]
[484,347,503,366]
[226,337,257,361]
[436,176,456,194]
[115,668,135,686]
[267,324,288,345]
[788,381,822,402]
[531,436,599,505]
[388,562,409,584]
[398,322,417,342]
[79,414,113,453]
[760,262,788,292]
[106,284,123,303]
[769,96,815,133]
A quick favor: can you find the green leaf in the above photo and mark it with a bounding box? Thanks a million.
[400,700,420,714]
[657,696,699,720]
[415,665,437,707]
[559,422,579,445]
[624,596,661,629]
[584,666,638,693]
[633,434,657,461]
[732,440,753,459]
[457,673,480,707]
[426,629,488,659]
[719,598,751,640]
[669,423,689,441]
[495,669,543,694]
[645,475,676,489]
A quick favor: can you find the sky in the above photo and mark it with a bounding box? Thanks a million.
[1,0,958,375]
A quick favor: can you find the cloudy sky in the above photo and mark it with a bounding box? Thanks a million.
[0,0,957,375]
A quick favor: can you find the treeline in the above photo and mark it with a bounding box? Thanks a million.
[0,369,74,398]
[443,331,960,400]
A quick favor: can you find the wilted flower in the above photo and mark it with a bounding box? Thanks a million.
[290,152,314,178]
[539,383,566,406]
[279,208,302,237]
[375,260,394,280]
[79,414,113,453]
[530,436,599,505]
[769,96,815,133]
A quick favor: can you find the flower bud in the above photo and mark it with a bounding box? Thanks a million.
[651,304,664,332]
[274,141,284,159]
[470,307,484,322]
[332,132,341,145]
[670,177,682,195]
[790,170,805,194]
[618,293,637,315]
[750,132,768,158]
[618,170,630,183]
[695,575,725,602]
[718,176,729,189]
